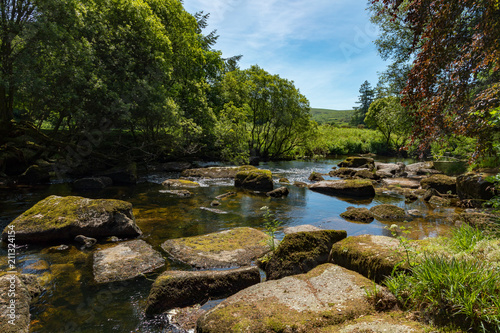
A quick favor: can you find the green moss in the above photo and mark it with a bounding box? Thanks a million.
[340,208,374,223]
[6,195,132,233]
[265,230,347,280]
[174,228,269,253]
[369,204,406,221]
[235,169,273,191]
[162,179,200,187]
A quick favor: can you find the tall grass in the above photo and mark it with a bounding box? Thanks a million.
[385,224,500,332]
[303,125,395,156]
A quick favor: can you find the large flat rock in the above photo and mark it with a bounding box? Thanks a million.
[161,227,272,269]
[196,263,382,333]
[93,240,165,283]
[0,274,42,333]
[308,180,375,198]
[145,267,260,315]
[1,195,142,244]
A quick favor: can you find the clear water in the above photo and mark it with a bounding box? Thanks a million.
[0,157,462,332]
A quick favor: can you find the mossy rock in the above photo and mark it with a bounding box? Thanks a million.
[456,172,497,202]
[321,312,436,332]
[309,179,375,198]
[354,169,379,180]
[329,167,357,178]
[0,274,42,333]
[145,267,260,315]
[181,165,256,178]
[369,204,406,221]
[234,169,273,192]
[308,171,325,181]
[264,230,347,280]
[340,207,374,223]
[93,239,165,283]
[329,235,408,283]
[0,195,142,244]
[454,212,500,237]
[161,179,200,188]
[338,156,375,169]
[161,227,272,268]
[196,263,381,333]
[420,174,457,194]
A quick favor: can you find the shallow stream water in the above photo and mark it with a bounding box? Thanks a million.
[0,157,464,332]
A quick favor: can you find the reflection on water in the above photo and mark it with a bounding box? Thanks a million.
[0,157,463,332]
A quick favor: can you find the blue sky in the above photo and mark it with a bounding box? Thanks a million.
[183,0,389,110]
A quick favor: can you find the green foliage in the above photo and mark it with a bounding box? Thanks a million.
[365,96,412,148]
[261,206,282,252]
[430,135,477,160]
[450,224,489,252]
[218,65,313,160]
[485,174,500,213]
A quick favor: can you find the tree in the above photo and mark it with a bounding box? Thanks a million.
[350,80,374,126]
[365,96,412,148]
[372,0,500,156]
[218,65,313,160]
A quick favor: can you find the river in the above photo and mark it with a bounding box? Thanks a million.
[0,157,464,332]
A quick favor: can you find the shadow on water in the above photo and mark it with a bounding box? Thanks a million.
[0,157,462,332]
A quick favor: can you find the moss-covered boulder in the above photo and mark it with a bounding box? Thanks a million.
[369,204,406,221]
[308,171,324,181]
[93,239,165,283]
[340,207,374,223]
[420,174,457,194]
[309,179,375,198]
[457,172,497,203]
[264,230,347,280]
[329,167,357,178]
[145,267,260,315]
[0,273,43,333]
[161,227,272,269]
[181,165,256,178]
[338,156,375,170]
[329,235,407,283]
[196,263,382,333]
[1,195,142,244]
[234,169,273,192]
[161,179,200,188]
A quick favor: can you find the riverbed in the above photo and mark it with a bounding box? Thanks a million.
[0,157,463,332]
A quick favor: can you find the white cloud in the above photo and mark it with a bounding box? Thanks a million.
[182,0,387,109]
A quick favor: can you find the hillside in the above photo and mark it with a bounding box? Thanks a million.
[310,108,355,125]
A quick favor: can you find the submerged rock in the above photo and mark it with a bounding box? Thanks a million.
[145,267,260,315]
[159,189,192,197]
[1,195,142,244]
[264,230,347,280]
[73,177,113,190]
[161,227,272,269]
[234,169,273,192]
[181,166,256,178]
[196,264,384,333]
[199,207,228,214]
[266,186,289,198]
[340,207,374,223]
[0,273,43,333]
[283,224,322,234]
[308,179,375,198]
[420,174,457,194]
[93,239,165,283]
[162,179,200,188]
[329,234,407,283]
[370,204,407,221]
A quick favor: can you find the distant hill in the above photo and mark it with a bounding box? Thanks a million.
[310,108,355,125]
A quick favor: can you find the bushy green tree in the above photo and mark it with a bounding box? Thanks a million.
[365,96,412,148]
